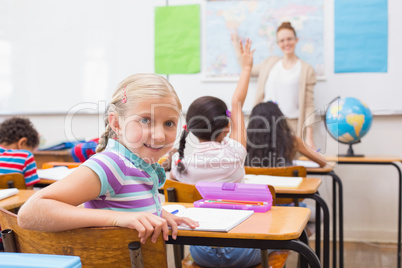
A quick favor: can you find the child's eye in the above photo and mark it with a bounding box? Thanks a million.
[140,118,150,124]
[165,121,175,127]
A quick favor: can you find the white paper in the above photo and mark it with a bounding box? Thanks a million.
[37,167,77,180]
[292,160,320,168]
[163,205,253,232]
[0,188,19,201]
[244,174,303,188]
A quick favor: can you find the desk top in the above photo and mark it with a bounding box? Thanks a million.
[34,150,72,156]
[274,177,321,194]
[166,202,310,241]
[325,156,401,163]
[0,189,37,210]
[38,178,57,185]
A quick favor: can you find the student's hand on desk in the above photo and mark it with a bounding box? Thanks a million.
[113,212,169,244]
[162,209,199,240]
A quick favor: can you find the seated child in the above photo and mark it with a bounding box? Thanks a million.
[18,73,198,244]
[245,101,326,167]
[245,101,326,235]
[170,40,263,268]
[0,117,40,188]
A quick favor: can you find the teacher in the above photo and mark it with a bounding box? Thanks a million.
[233,22,317,149]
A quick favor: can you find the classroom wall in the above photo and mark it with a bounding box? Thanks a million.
[1,113,401,242]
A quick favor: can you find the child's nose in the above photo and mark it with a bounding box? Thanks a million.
[152,125,166,142]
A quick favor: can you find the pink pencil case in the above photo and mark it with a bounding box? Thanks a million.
[194,182,272,213]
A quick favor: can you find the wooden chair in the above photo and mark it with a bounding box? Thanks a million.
[163,179,287,268]
[0,208,168,268]
[245,165,307,177]
[0,173,27,189]
[245,165,307,205]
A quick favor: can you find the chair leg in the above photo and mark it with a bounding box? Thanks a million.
[173,244,183,268]
[1,229,17,252]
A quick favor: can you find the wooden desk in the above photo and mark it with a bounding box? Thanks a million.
[33,150,74,169]
[0,190,37,210]
[38,178,57,185]
[323,156,402,268]
[273,177,329,268]
[165,202,321,268]
[302,163,344,268]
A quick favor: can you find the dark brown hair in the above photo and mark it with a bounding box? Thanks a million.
[277,21,297,37]
[176,96,229,174]
[245,102,295,167]
[0,117,39,148]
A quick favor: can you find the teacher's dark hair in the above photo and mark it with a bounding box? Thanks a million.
[245,101,295,167]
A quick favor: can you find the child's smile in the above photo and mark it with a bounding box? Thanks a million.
[115,97,180,164]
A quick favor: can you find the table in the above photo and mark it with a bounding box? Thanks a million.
[274,177,330,268]
[38,178,57,185]
[0,190,37,210]
[33,150,74,169]
[164,202,322,268]
[324,156,402,268]
[304,163,344,268]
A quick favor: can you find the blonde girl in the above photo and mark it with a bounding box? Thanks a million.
[19,74,198,244]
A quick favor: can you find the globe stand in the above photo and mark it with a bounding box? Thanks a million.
[338,143,364,157]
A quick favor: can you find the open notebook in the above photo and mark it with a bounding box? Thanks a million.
[0,188,19,201]
[244,174,303,188]
[37,167,77,181]
[163,204,253,232]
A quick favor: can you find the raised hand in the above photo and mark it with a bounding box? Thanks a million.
[239,38,255,70]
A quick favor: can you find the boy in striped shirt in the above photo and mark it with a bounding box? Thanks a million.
[0,117,40,188]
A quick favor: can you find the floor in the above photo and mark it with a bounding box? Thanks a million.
[166,241,398,268]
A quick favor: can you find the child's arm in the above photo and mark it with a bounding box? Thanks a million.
[229,39,254,148]
[18,166,171,244]
[294,137,327,167]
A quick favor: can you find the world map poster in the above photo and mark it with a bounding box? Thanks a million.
[205,0,324,79]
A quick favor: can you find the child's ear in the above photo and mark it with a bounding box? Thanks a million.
[17,137,28,150]
[108,112,121,136]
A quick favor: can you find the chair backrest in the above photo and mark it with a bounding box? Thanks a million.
[0,173,27,189]
[244,165,307,177]
[0,208,168,268]
[163,179,203,203]
[163,179,276,205]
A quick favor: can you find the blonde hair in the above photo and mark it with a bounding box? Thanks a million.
[96,73,182,153]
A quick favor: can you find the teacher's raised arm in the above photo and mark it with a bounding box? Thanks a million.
[232,22,317,150]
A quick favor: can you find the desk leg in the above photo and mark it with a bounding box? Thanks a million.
[330,171,344,268]
[391,162,402,268]
[167,237,322,268]
[316,192,321,260]
[277,193,329,268]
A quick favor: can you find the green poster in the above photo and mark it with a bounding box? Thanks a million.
[155,5,200,74]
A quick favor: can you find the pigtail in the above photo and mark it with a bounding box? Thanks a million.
[96,114,114,153]
[176,130,188,174]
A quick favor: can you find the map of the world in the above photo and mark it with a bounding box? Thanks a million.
[205,0,324,79]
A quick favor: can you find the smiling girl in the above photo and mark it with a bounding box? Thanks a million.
[18,74,198,244]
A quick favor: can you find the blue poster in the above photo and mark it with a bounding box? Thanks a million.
[335,0,388,73]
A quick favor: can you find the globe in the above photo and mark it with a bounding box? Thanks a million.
[325,97,373,157]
